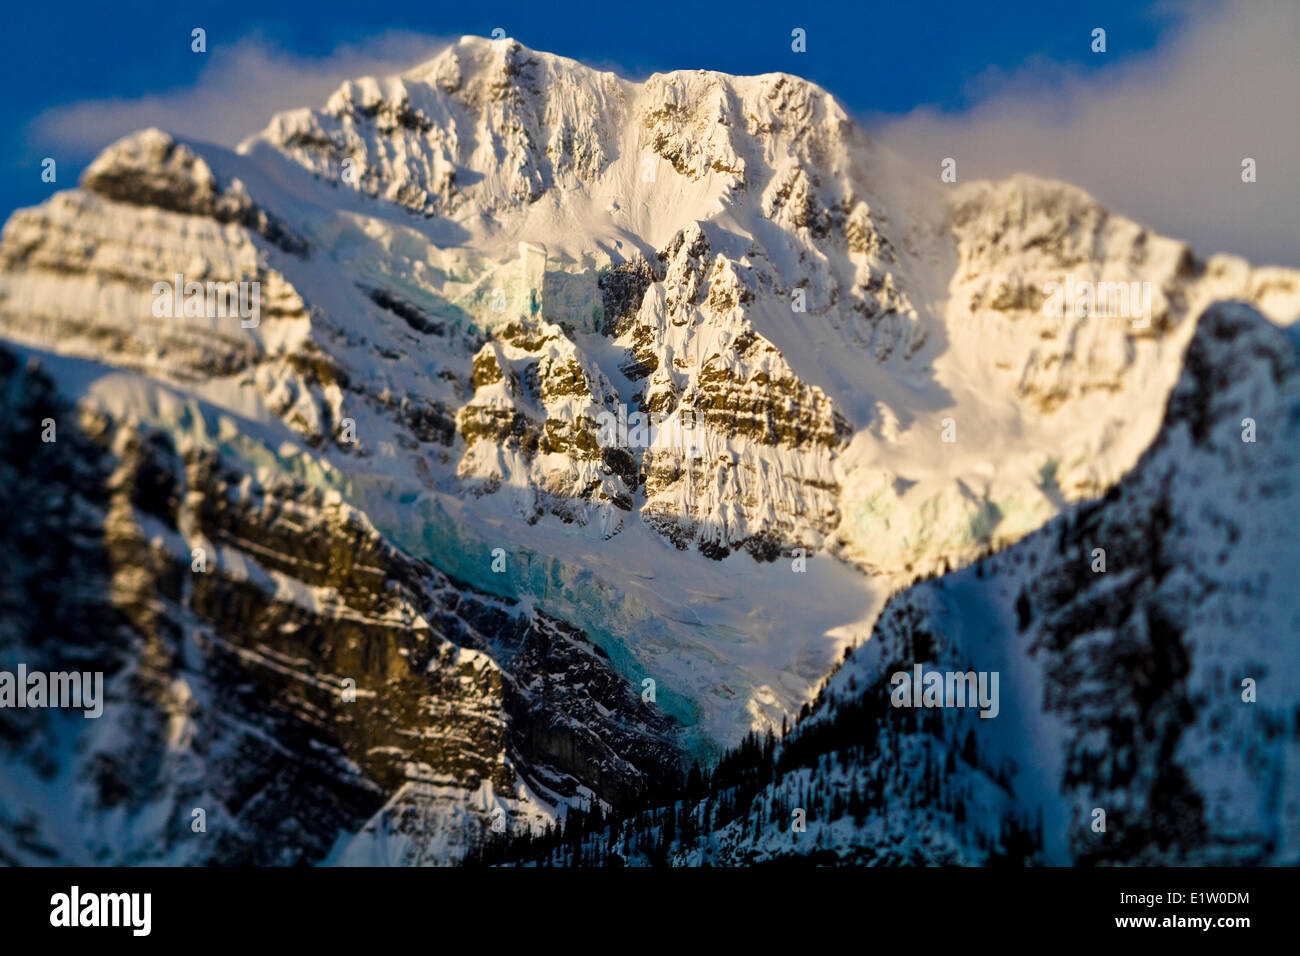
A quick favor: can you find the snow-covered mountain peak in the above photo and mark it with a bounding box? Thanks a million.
[2,38,1298,798]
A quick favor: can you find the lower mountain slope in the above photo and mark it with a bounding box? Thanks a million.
[0,345,683,865]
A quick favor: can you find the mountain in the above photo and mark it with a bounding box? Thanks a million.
[0,36,1296,864]
[485,300,1300,865]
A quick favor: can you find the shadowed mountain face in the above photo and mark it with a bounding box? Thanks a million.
[0,346,682,865]
[0,37,1297,864]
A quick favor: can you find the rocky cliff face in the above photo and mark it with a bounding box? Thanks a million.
[0,36,1297,864]
[0,348,680,865]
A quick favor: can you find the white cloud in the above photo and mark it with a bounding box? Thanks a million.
[871,1,1300,266]
[30,32,452,155]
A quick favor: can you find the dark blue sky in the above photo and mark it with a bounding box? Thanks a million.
[1,0,1181,221]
